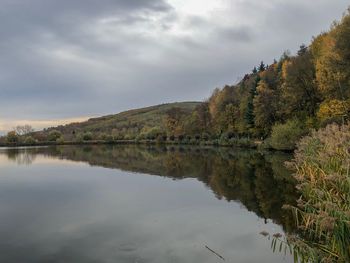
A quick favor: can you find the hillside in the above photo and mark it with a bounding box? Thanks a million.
[43,102,201,140]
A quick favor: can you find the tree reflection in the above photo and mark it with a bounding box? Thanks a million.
[3,145,298,232]
[4,148,38,165]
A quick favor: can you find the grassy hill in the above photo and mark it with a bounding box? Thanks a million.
[44,102,201,140]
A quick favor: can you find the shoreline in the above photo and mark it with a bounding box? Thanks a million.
[0,139,294,152]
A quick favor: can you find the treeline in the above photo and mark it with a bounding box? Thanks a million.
[165,10,350,150]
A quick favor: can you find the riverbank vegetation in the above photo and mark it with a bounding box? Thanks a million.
[289,123,350,262]
[263,123,350,262]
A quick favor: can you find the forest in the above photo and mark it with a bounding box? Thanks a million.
[163,9,350,150]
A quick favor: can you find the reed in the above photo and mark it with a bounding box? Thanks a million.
[284,123,350,262]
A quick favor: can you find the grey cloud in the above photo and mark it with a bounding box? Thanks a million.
[0,0,172,45]
[0,0,349,125]
[183,15,254,43]
[216,27,254,42]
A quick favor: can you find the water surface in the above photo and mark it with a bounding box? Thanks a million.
[0,145,297,263]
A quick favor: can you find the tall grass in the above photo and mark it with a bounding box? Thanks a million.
[282,123,350,262]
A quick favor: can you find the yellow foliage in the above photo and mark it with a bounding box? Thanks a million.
[281,60,292,80]
[317,99,349,121]
[312,12,350,99]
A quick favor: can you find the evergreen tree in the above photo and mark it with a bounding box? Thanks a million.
[258,61,266,72]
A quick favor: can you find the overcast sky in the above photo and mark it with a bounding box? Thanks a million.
[0,0,349,133]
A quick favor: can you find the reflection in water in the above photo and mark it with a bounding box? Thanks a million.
[3,145,297,232]
[0,145,297,263]
[5,147,37,165]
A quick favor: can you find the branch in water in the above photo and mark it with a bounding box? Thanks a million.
[205,245,225,261]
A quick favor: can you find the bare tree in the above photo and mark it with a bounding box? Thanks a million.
[14,125,34,136]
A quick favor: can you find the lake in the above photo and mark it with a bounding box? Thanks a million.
[0,145,297,263]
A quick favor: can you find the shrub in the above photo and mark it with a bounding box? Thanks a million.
[98,133,109,141]
[219,133,230,146]
[201,132,210,141]
[230,137,252,147]
[6,131,19,143]
[177,135,184,141]
[75,133,84,143]
[56,137,65,144]
[124,134,135,140]
[82,132,93,141]
[24,136,36,144]
[48,130,62,142]
[156,134,166,143]
[106,135,114,142]
[269,119,307,150]
[141,127,163,140]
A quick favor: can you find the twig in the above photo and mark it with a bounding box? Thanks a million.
[205,245,225,261]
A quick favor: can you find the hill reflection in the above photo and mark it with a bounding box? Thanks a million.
[2,145,298,232]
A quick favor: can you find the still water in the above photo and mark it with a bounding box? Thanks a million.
[0,145,297,263]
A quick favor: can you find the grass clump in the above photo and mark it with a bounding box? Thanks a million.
[284,123,350,262]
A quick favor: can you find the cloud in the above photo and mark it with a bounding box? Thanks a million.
[0,0,349,132]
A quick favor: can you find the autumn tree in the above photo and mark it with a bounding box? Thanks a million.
[312,12,350,101]
[164,107,187,136]
[194,102,211,132]
[280,50,320,118]
[253,81,277,137]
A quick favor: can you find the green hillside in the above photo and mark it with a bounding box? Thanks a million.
[43,102,201,140]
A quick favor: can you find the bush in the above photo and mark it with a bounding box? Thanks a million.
[124,134,135,140]
[156,134,166,143]
[82,132,93,141]
[141,127,163,140]
[98,133,109,141]
[6,131,19,143]
[75,133,84,143]
[48,130,62,142]
[219,133,230,145]
[230,137,253,147]
[105,135,114,142]
[24,136,36,144]
[269,119,307,150]
[201,132,210,141]
[177,135,184,141]
[56,137,65,144]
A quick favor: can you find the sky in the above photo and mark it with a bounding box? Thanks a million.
[0,0,349,133]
